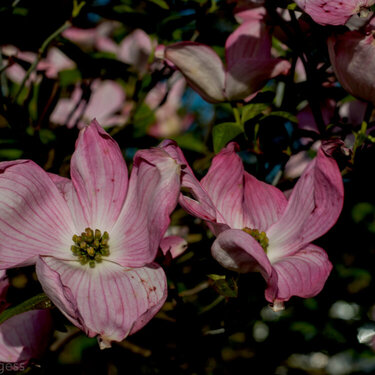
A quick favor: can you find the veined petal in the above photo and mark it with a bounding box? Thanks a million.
[0,160,75,268]
[267,244,332,302]
[70,120,128,231]
[200,143,245,228]
[164,42,226,103]
[225,19,272,71]
[48,174,88,230]
[225,58,291,101]
[211,229,278,301]
[160,139,217,222]
[83,80,126,126]
[242,173,288,232]
[37,257,167,348]
[0,310,52,364]
[110,147,181,267]
[267,147,344,260]
[160,235,188,259]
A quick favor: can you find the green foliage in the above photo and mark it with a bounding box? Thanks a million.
[212,122,243,153]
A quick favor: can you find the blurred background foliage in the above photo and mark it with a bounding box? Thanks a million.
[1,0,375,374]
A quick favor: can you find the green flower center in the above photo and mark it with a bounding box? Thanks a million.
[71,228,110,268]
[242,227,269,252]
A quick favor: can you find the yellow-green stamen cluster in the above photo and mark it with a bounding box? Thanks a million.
[71,228,110,268]
[242,227,269,252]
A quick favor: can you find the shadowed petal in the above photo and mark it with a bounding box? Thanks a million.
[267,244,332,302]
[0,160,75,268]
[226,19,272,70]
[164,42,226,103]
[36,257,85,332]
[267,147,344,261]
[160,139,217,222]
[242,173,288,232]
[201,143,245,228]
[70,120,128,231]
[211,229,278,301]
[160,236,188,258]
[80,80,126,127]
[0,310,52,364]
[110,147,181,267]
[225,58,290,101]
[37,257,167,348]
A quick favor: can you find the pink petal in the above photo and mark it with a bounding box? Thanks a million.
[267,147,344,261]
[82,80,126,126]
[211,229,278,301]
[109,146,181,267]
[118,29,153,73]
[242,173,288,232]
[159,140,217,223]
[296,0,375,25]
[48,174,89,230]
[164,42,226,103]
[200,143,245,228]
[0,160,75,268]
[160,235,188,258]
[37,257,167,348]
[96,36,119,54]
[50,84,83,128]
[70,120,128,231]
[226,19,272,71]
[267,244,332,302]
[225,57,291,101]
[36,257,84,331]
[0,310,52,364]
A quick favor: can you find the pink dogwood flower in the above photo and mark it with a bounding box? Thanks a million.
[146,73,194,138]
[295,0,375,26]
[97,29,155,75]
[0,271,52,365]
[328,23,375,105]
[160,17,290,103]
[50,80,127,129]
[0,120,182,348]
[162,141,344,308]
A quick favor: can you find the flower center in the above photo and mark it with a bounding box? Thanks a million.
[242,227,269,252]
[71,228,110,268]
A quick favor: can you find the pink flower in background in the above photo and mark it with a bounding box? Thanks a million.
[328,25,375,105]
[0,271,52,365]
[62,22,116,50]
[50,80,127,128]
[160,17,290,103]
[1,46,75,84]
[295,0,375,25]
[0,120,182,348]
[97,29,155,75]
[146,73,194,138]
[164,141,344,308]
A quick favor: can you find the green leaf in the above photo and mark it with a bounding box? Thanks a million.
[39,129,56,144]
[352,202,375,223]
[171,133,207,153]
[0,293,52,325]
[266,111,298,123]
[147,0,169,9]
[212,122,244,154]
[241,103,268,123]
[208,274,238,298]
[133,103,156,137]
[287,2,298,10]
[59,69,82,86]
[0,149,23,160]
